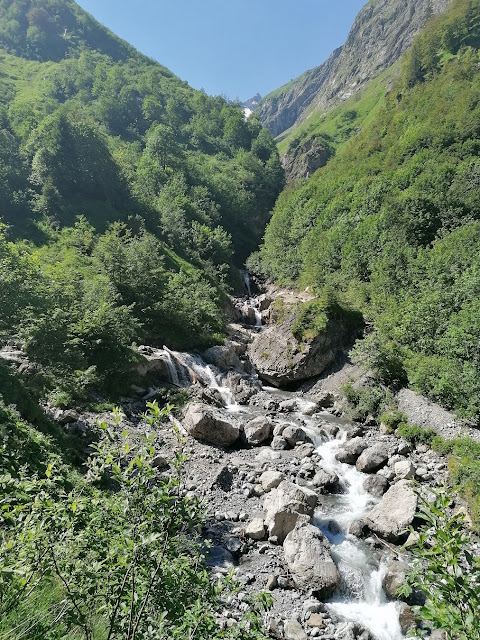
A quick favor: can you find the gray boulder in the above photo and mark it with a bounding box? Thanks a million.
[382,561,409,598]
[260,470,285,491]
[356,444,389,473]
[283,424,307,447]
[183,403,239,446]
[283,619,307,640]
[263,481,317,542]
[335,437,367,464]
[202,343,242,371]
[244,416,273,445]
[363,474,389,496]
[364,480,417,542]
[283,523,340,599]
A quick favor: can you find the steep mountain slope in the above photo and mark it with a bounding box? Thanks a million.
[0,0,284,400]
[257,0,452,179]
[251,0,480,421]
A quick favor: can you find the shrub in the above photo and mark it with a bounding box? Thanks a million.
[396,422,436,445]
[399,486,480,639]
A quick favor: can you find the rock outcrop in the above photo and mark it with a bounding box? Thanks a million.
[257,0,452,139]
[248,310,358,387]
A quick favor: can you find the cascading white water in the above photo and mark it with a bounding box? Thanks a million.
[160,348,241,412]
[310,429,405,640]
[243,271,263,328]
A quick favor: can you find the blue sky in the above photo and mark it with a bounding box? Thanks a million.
[76,0,367,101]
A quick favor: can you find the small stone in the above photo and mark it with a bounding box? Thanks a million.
[296,443,315,458]
[278,576,291,589]
[271,436,288,450]
[225,536,242,554]
[306,613,324,629]
[265,574,278,590]
[260,470,285,491]
[395,460,416,480]
[245,518,266,541]
[284,619,307,640]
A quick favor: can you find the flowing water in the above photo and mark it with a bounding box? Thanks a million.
[156,291,406,640]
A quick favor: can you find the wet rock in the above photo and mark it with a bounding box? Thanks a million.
[382,561,409,598]
[245,518,266,541]
[335,437,367,464]
[202,343,242,371]
[364,480,417,542]
[394,460,416,480]
[248,391,279,412]
[312,468,339,493]
[395,601,416,634]
[283,619,307,640]
[283,523,340,599]
[224,372,261,403]
[295,443,315,458]
[243,416,273,445]
[279,399,298,412]
[283,425,307,447]
[349,519,368,537]
[183,403,239,446]
[363,474,389,496]
[206,546,234,568]
[263,481,317,542]
[356,444,389,473]
[260,470,285,491]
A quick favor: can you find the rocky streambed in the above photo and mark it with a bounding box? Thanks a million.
[39,287,462,640]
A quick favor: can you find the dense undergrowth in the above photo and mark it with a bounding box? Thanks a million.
[251,0,480,422]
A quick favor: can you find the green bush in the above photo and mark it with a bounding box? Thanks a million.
[399,486,480,639]
[0,403,271,639]
[396,422,436,445]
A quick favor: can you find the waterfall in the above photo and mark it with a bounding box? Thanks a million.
[243,270,263,328]
[160,348,240,412]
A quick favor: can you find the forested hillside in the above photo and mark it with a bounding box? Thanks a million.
[251,0,480,421]
[0,0,283,401]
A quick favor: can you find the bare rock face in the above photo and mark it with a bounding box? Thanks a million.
[248,311,358,387]
[183,403,239,447]
[263,481,317,542]
[257,0,452,140]
[364,480,417,542]
[283,523,340,599]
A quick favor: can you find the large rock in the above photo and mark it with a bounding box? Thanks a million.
[283,619,307,640]
[335,437,367,464]
[282,424,307,447]
[363,474,389,496]
[382,561,409,598]
[260,470,285,491]
[356,444,389,473]
[202,343,243,371]
[183,403,239,446]
[248,309,360,387]
[263,481,317,542]
[283,523,340,599]
[364,480,417,542]
[244,416,273,445]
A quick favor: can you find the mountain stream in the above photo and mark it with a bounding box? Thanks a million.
[153,292,405,640]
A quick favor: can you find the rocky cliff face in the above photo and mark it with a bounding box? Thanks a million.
[257,0,452,139]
